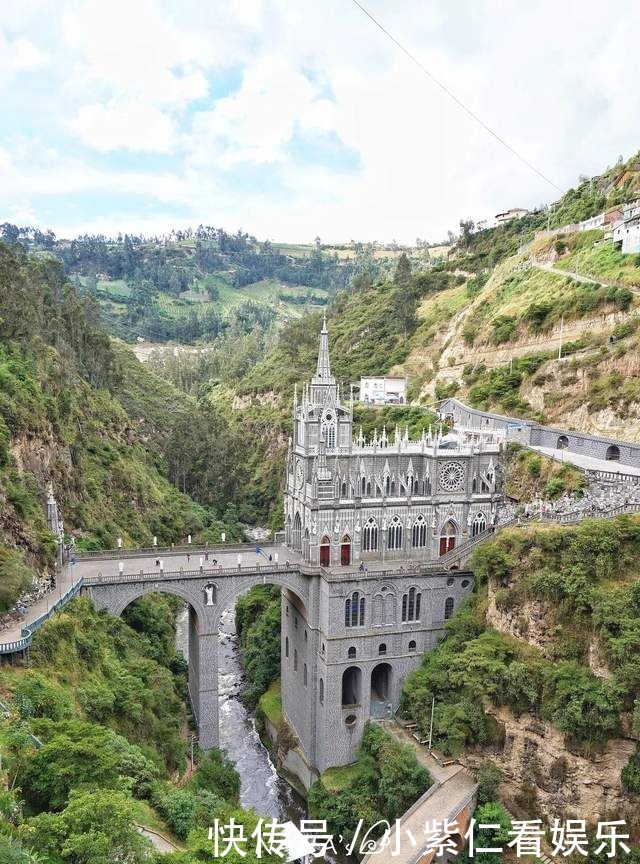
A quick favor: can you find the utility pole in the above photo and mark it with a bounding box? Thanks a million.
[428,696,435,751]
[558,315,564,361]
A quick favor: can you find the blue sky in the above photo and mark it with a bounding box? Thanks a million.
[1,0,640,243]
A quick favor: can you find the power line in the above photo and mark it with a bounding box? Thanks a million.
[350,0,563,195]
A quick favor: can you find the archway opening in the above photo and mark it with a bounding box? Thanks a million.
[439,520,457,556]
[341,534,352,566]
[557,434,569,450]
[606,444,620,462]
[319,535,331,567]
[370,662,392,718]
[342,666,361,707]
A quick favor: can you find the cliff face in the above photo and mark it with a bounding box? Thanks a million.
[463,706,638,832]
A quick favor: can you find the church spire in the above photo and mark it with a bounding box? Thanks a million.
[314,313,332,381]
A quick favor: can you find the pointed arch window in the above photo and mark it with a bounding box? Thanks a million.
[412,516,427,548]
[472,512,487,537]
[402,587,422,622]
[341,481,347,497]
[366,481,372,496]
[363,517,378,552]
[319,678,324,704]
[361,476,366,495]
[387,516,403,550]
[444,597,455,619]
[472,474,478,493]
[385,475,390,495]
[345,591,365,628]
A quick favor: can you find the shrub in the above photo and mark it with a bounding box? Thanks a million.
[476,761,501,806]
[622,752,640,796]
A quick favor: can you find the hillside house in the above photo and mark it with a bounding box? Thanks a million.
[495,207,529,224]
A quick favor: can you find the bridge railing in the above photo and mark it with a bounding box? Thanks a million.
[0,577,84,656]
[74,540,281,561]
[81,562,316,586]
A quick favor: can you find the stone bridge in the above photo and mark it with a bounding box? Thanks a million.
[79,543,316,752]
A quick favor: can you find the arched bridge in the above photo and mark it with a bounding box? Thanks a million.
[80,543,316,752]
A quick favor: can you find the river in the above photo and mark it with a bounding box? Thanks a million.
[176,605,307,819]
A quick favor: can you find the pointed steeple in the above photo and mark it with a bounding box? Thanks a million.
[313,312,332,382]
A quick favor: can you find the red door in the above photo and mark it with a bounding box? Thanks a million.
[341,543,351,566]
[439,536,455,556]
[320,543,330,567]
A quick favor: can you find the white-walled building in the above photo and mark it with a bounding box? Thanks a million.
[360,376,407,404]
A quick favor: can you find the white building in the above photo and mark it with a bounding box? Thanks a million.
[495,208,529,225]
[360,376,407,404]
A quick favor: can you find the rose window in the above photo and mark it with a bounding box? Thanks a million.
[439,461,465,491]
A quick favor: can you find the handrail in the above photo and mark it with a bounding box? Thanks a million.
[82,563,310,585]
[75,540,279,561]
[0,577,84,656]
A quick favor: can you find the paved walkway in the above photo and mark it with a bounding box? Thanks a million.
[530,445,640,476]
[0,562,77,644]
[362,723,477,864]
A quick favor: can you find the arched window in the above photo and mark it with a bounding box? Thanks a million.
[294,649,298,671]
[388,516,403,550]
[285,636,289,658]
[472,512,487,537]
[413,478,420,494]
[444,597,455,620]
[408,640,417,652]
[384,475,390,495]
[345,591,365,627]
[390,481,396,496]
[384,593,396,625]
[373,594,383,626]
[323,415,336,449]
[319,678,324,704]
[378,643,387,656]
[363,518,378,552]
[293,512,302,551]
[366,481,372,496]
[361,476,366,495]
[341,481,347,497]
[348,646,356,659]
[412,516,427,548]
[402,587,422,622]
[472,474,478,493]
[304,663,308,686]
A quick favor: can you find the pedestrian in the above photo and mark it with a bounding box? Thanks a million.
[205,551,209,562]
[187,553,190,564]
[155,558,160,567]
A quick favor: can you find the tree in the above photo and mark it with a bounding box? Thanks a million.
[459,219,475,246]
[28,789,152,864]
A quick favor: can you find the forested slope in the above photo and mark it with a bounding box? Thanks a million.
[0,242,248,613]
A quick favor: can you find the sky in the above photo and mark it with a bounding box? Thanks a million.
[1,0,639,244]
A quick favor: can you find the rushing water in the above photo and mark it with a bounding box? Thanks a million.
[176,605,306,820]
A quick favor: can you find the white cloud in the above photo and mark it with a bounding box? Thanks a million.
[188,55,336,169]
[2,0,640,242]
[0,33,47,83]
[69,99,176,153]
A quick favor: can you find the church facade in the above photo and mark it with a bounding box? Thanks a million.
[276,322,505,771]
[284,318,502,567]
